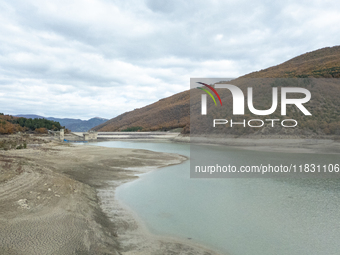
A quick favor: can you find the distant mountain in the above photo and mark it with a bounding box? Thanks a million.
[16,114,45,119]
[93,46,340,136]
[56,117,108,132]
[15,115,108,132]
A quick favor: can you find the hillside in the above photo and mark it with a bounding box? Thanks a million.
[16,115,108,132]
[190,78,340,136]
[15,114,45,119]
[92,46,340,136]
[243,46,340,78]
[0,114,26,134]
[0,113,63,134]
[92,92,190,132]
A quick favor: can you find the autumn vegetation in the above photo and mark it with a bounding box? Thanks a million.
[0,113,64,135]
[243,46,340,79]
[121,126,144,132]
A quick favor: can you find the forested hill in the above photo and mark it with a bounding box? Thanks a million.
[15,115,108,132]
[243,46,340,78]
[0,113,64,134]
[92,46,340,136]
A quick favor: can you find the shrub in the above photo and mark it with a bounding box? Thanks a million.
[121,126,144,132]
[35,127,48,134]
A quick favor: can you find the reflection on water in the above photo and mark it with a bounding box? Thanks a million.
[92,141,340,255]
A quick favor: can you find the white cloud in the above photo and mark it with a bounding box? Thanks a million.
[0,0,340,119]
[215,34,223,41]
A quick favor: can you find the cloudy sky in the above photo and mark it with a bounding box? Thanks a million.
[0,0,339,119]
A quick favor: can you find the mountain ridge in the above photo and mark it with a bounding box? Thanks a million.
[91,46,340,136]
[242,46,340,78]
[15,115,108,132]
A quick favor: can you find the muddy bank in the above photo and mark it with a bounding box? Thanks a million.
[0,139,220,255]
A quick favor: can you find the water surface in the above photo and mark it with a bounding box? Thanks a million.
[92,141,340,255]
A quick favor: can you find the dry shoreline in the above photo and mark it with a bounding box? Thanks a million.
[95,133,340,154]
[1,134,339,255]
[0,138,221,255]
[171,136,340,154]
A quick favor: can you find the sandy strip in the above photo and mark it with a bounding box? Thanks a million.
[0,140,222,255]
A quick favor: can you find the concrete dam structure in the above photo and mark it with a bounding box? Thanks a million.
[71,131,180,140]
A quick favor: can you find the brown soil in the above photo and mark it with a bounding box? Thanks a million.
[0,136,221,255]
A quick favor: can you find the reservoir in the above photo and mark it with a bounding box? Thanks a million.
[92,140,340,255]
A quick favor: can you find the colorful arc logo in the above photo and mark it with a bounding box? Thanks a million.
[196,82,222,106]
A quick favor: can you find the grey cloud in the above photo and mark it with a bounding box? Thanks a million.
[146,0,177,13]
[0,0,340,119]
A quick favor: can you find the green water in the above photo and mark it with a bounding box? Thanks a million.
[92,141,340,255]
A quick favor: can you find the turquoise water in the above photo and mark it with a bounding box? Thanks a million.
[92,141,340,255]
